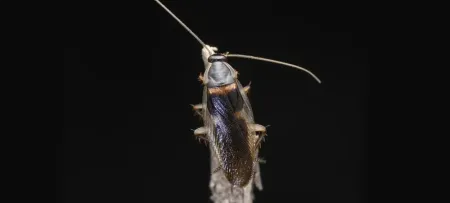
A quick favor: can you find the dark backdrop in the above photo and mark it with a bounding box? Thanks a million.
[62,1,368,202]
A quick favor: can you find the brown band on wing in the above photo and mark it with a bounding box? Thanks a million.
[234,110,244,119]
[207,83,237,95]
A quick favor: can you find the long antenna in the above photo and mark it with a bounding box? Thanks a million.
[155,0,321,84]
[226,54,322,83]
[154,0,207,48]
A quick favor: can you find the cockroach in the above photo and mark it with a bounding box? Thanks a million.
[154,0,321,190]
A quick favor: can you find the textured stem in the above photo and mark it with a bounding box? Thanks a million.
[208,146,254,203]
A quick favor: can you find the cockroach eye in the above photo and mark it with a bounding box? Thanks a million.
[208,54,227,63]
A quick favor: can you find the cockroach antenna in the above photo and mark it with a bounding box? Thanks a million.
[225,53,322,83]
[154,0,322,83]
[154,0,213,54]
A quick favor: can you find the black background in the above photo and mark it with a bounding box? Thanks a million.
[62,1,369,202]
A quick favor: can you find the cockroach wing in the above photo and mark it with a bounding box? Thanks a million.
[201,65,263,190]
[234,79,254,123]
[234,78,264,191]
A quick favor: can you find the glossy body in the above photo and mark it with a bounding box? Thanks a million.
[194,54,265,188]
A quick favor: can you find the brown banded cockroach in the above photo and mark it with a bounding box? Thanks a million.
[155,0,321,193]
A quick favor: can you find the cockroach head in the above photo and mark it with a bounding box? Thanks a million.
[208,54,227,63]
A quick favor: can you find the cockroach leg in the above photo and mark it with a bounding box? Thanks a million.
[249,124,267,148]
[198,72,204,83]
[257,158,266,164]
[248,123,266,134]
[193,126,207,136]
[243,82,251,94]
[255,133,267,149]
[243,85,250,94]
[193,126,208,144]
[190,104,203,117]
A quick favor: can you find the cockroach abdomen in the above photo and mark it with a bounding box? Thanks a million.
[207,82,254,187]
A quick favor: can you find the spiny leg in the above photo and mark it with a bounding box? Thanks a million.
[194,126,221,175]
[198,72,205,84]
[190,103,203,117]
[194,125,221,175]
[248,123,268,159]
[243,82,251,94]
[248,123,267,148]
[249,123,267,191]
[258,158,266,164]
[193,126,208,144]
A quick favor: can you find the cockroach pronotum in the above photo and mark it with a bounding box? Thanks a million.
[154,0,321,192]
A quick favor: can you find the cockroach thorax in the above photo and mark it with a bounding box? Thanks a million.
[206,59,234,88]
